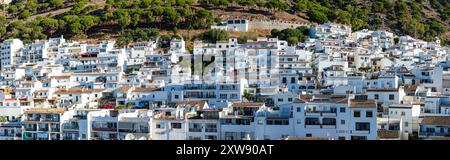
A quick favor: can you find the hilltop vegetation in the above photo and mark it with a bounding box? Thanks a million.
[0,0,448,45]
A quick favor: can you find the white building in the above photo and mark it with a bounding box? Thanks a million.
[1,39,24,70]
[419,116,450,140]
[211,19,249,32]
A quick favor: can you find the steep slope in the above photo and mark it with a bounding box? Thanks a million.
[0,0,448,45]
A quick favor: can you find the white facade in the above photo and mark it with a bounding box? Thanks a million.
[1,39,24,70]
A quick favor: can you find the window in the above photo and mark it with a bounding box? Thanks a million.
[278,98,283,102]
[331,107,337,113]
[288,98,293,102]
[401,112,405,116]
[366,111,373,118]
[351,136,367,140]
[426,128,435,133]
[305,118,320,125]
[354,111,361,117]
[266,119,289,125]
[338,137,345,140]
[374,94,379,100]
[258,120,263,125]
[355,122,370,131]
[389,94,395,100]
[404,122,408,127]
[171,123,182,129]
[156,124,163,129]
[174,95,179,99]
[306,133,312,137]
[296,107,301,112]
[341,120,345,125]
[340,107,346,113]
[205,135,217,140]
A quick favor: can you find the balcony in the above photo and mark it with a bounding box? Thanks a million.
[63,124,79,130]
[0,133,21,137]
[321,124,337,129]
[118,129,149,133]
[51,127,60,132]
[419,132,450,137]
[24,127,37,131]
[322,111,337,116]
[305,111,321,116]
[92,127,117,132]
[305,110,337,116]
[91,135,118,140]
[26,118,40,122]
[63,136,79,140]
[39,127,49,132]
[351,130,370,134]
[72,115,87,120]
[188,128,202,132]
[205,128,217,133]
[184,84,216,90]
[41,118,59,122]
[304,124,321,129]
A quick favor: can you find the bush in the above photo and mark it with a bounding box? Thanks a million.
[237,34,257,44]
[200,29,229,43]
[271,26,310,45]
[20,10,31,19]
[308,10,329,24]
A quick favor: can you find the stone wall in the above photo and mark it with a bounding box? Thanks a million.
[248,20,310,30]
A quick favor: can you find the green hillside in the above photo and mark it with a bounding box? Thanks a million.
[0,0,448,45]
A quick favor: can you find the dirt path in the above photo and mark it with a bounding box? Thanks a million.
[27,7,72,21]
[26,0,106,22]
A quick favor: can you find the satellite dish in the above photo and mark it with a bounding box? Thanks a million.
[125,133,135,140]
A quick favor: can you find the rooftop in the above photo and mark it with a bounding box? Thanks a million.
[131,87,161,93]
[377,130,400,139]
[294,94,348,103]
[54,88,104,94]
[421,116,450,126]
[25,108,67,114]
[348,99,377,108]
[175,101,207,108]
[231,102,265,108]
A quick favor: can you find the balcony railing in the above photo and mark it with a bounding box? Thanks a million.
[41,118,59,122]
[26,118,40,122]
[51,128,60,132]
[419,132,450,137]
[305,110,337,116]
[63,125,79,130]
[205,128,217,132]
[118,129,149,133]
[351,130,370,134]
[0,133,22,137]
[305,112,321,116]
[304,124,321,129]
[92,127,117,132]
[24,127,37,131]
[188,128,202,132]
[321,124,337,129]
